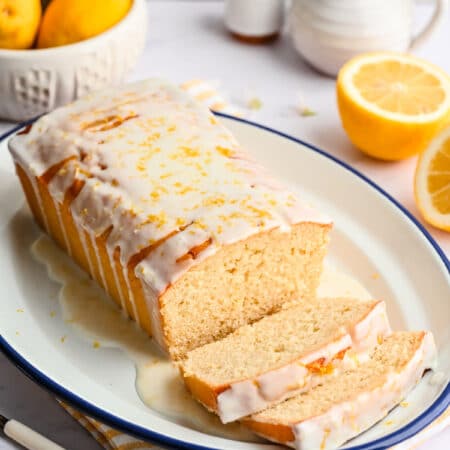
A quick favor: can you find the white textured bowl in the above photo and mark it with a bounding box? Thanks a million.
[0,0,147,122]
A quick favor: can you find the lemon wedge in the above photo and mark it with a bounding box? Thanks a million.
[415,126,450,232]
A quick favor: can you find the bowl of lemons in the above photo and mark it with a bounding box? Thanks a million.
[0,0,147,121]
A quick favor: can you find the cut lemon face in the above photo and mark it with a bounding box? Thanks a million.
[337,52,450,160]
[415,126,450,232]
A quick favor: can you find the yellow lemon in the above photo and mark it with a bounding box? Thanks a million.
[0,0,41,49]
[414,125,450,232]
[337,52,450,161]
[37,0,132,48]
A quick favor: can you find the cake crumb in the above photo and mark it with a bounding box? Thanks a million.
[50,310,56,318]
[384,420,395,426]
[15,331,20,336]
[145,360,159,368]
[247,97,263,110]
[299,107,316,117]
[371,272,380,280]
[93,341,101,349]
[60,335,67,343]
[400,402,409,408]
[16,308,24,313]
[295,90,316,117]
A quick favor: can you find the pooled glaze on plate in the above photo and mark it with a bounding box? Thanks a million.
[31,233,374,442]
[31,234,261,442]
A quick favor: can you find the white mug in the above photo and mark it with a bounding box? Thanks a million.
[289,0,448,76]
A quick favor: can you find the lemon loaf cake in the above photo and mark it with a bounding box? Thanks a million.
[180,298,391,423]
[8,79,332,359]
[242,331,436,450]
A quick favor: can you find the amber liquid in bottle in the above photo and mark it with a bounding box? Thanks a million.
[229,31,279,44]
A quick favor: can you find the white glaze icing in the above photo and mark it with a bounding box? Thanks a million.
[257,363,309,402]
[9,79,331,350]
[87,228,109,295]
[140,277,166,348]
[76,220,95,276]
[216,301,391,423]
[106,243,128,316]
[29,174,50,233]
[122,264,140,327]
[218,381,270,424]
[289,332,437,450]
[55,204,71,255]
[350,300,391,353]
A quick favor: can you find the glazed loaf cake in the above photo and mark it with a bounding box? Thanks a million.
[243,331,436,450]
[180,298,391,423]
[9,79,331,359]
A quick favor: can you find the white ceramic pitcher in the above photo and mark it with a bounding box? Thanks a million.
[289,0,448,76]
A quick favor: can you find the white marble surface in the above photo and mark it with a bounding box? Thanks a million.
[0,1,448,449]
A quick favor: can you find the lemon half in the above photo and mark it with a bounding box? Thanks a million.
[337,52,450,161]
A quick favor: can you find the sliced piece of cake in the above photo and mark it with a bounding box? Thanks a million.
[242,331,436,450]
[179,298,391,423]
[9,79,331,360]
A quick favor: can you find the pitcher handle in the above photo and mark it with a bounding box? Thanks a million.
[409,0,448,51]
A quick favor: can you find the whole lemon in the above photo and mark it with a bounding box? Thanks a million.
[0,0,41,49]
[37,0,132,48]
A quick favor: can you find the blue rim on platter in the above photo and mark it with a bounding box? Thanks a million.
[0,114,449,450]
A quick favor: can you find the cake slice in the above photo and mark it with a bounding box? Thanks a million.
[179,298,391,423]
[242,331,436,450]
[8,79,331,360]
